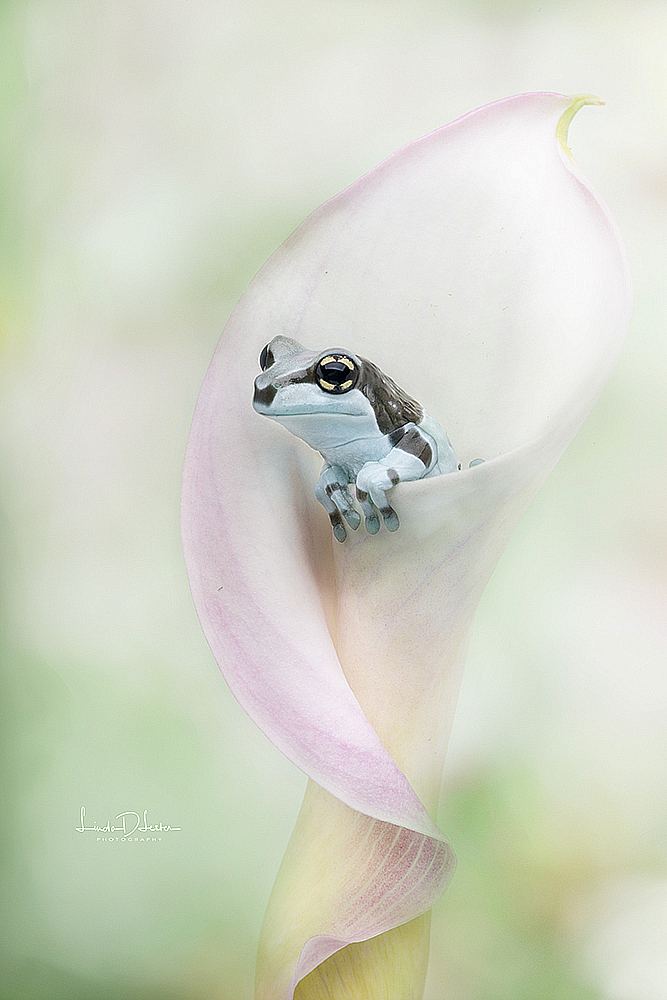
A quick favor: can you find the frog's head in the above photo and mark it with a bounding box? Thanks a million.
[252,336,375,446]
[252,335,423,450]
[253,336,366,410]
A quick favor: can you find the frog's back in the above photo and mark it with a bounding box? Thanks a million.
[357,357,424,435]
[356,356,457,476]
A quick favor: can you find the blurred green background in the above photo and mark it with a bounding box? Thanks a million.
[1,1,665,998]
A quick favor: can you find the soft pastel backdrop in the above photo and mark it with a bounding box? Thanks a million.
[0,2,665,998]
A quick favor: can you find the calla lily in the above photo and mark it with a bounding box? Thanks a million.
[181,93,631,999]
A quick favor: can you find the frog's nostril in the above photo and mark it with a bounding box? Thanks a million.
[253,382,277,409]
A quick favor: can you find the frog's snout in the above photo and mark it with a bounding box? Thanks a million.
[252,376,277,410]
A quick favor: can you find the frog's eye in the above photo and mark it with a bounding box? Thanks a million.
[259,344,274,371]
[316,354,358,394]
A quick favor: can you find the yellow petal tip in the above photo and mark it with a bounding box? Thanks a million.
[556,93,605,160]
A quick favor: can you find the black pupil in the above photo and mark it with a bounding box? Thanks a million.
[320,360,351,385]
[259,345,273,370]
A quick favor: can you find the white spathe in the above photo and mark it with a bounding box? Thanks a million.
[181,93,631,999]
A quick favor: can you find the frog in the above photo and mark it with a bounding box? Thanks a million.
[252,335,460,542]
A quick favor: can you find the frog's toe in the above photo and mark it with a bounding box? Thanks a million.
[364,514,381,534]
[329,511,347,542]
[469,458,484,467]
[355,487,380,533]
[327,483,359,525]
[344,508,361,530]
[381,507,400,532]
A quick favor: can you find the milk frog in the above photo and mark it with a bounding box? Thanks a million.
[252,336,459,542]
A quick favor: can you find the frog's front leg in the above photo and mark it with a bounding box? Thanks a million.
[314,464,362,543]
[355,424,437,534]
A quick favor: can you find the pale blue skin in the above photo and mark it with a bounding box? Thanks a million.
[253,336,464,541]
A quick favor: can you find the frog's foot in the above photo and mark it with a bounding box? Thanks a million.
[315,467,361,542]
[356,464,400,534]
